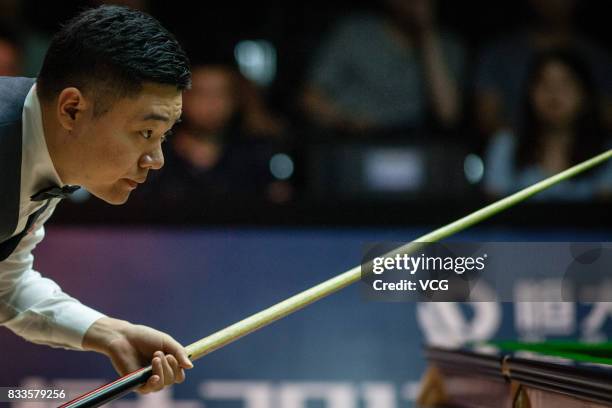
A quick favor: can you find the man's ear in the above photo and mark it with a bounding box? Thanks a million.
[56,87,90,132]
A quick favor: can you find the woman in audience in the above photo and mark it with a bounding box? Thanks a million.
[485,49,612,201]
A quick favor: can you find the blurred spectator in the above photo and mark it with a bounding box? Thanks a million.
[485,49,612,201]
[474,0,612,137]
[300,0,465,135]
[0,28,21,76]
[137,62,293,206]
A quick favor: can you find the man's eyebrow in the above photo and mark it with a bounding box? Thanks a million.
[142,113,182,126]
[142,113,170,122]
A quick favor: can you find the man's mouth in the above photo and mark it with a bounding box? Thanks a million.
[123,178,143,189]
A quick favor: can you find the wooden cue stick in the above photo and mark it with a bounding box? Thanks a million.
[58,149,611,408]
[186,148,612,360]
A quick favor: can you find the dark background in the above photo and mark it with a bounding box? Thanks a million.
[4,0,611,228]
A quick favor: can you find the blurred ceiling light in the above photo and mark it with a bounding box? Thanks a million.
[234,40,277,87]
[269,153,294,180]
[464,153,484,184]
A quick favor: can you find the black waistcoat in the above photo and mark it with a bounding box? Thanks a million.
[0,77,38,250]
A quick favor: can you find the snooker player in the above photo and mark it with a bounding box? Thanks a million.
[0,5,193,394]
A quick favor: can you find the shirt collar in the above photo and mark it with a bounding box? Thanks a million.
[21,83,65,199]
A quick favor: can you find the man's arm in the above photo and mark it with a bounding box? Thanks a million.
[301,16,376,132]
[419,30,462,127]
[1,205,192,393]
[408,1,462,128]
[0,207,106,349]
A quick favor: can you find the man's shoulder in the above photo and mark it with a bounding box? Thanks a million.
[0,76,36,125]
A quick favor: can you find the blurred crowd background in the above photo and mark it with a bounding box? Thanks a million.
[1,0,611,227]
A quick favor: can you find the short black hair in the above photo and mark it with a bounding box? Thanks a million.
[37,5,191,116]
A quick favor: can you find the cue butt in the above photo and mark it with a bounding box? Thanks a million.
[58,366,152,408]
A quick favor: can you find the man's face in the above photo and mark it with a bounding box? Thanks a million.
[70,82,182,204]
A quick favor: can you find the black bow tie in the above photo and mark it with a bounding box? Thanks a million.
[31,185,81,202]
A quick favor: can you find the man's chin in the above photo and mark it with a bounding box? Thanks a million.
[105,196,130,205]
[89,189,131,205]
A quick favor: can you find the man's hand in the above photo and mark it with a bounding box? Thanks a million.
[82,317,194,394]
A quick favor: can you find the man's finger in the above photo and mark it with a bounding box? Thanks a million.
[157,352,175,385]
[167,355,185,384]
[176,368,186,384]
[163,337,194,369]
[150,356,165,391]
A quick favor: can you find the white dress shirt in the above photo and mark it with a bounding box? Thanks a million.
[0,84,106,350]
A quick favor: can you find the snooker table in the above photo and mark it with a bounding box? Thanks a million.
[417,342,612,408]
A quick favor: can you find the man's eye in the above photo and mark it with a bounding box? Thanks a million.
[141,130,153,140]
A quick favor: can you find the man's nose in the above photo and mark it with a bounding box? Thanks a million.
[139,146,164,170]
